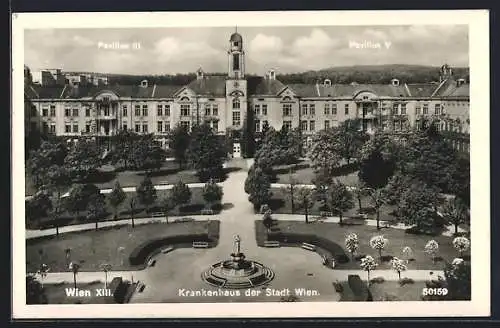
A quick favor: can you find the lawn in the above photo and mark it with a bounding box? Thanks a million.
[41,281,114,304]
[269,188,399,223]
[26,220,219,273]
[337,279,427,301]
[28,187,223,230]
[255,220,468,271]
[272,160,360,186]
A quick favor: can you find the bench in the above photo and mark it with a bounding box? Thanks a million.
[193,241,209,249]
[301,242,316,252]
[320,211,333,217]
[200,209,214,215]
[161,246,174,254]
[147,258,156,267]
[263,241,280,248]
[150,212,165,218]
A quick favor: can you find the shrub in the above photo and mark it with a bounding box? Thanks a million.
[424,240,439,263]
[345,233,359,259]
[108,277,128,303]
[369,235,388,259]
[348,275,372,301]
[399,277,415,286]
[332,281,344,293]
[452,236,470,257]
[370,276,385,284]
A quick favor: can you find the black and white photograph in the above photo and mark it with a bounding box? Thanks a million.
[12,10,490,318]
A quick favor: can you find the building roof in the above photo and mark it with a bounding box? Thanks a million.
[187,76,227,97]
[247,76,286,96]
[287,83,410,98]
[405,83,438,97]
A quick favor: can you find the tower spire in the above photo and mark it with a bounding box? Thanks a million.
[235,25,238,33]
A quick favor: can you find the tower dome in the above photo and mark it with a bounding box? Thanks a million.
[230,32,243,43]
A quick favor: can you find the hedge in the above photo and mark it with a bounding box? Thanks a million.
[128,221,219,266]
[348,274,372,301]
[108,277,129,303]
[267,231,349,263]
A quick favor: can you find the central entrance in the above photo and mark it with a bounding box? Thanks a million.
[233,142,241,158]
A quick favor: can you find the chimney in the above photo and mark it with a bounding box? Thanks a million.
[323,79,332,87]
[391,78,400,87]
[196,67,204,80]
[267,69,276,80]
[140,79,148,88]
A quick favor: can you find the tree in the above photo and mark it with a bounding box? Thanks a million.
[262,209,273,233]
[369,235,388,260]
[398,180,441,233]
[368,188,386,230]
[107,181,126,219]
[26,274,48,304]
[326,180,354,224]
[240,112,256,158]
[336,119,369,164]
[442,197,469,235]
[281,172,298,214]
[64,183,101,216]
[424,240,439,263]
[86,193,107,230]
[26,191,52,227]
[48,197,65,237]
[128,197,137,228]
[309,129,342,175]
[171,180,192,208]
[42,165,70,201]
[169,123,191,169]
[358,132,398,189]
[360,255,378,286]
[68,262,80,289]
[294,187,315,224]
[345,233,359,260]
[27,140,67,188]
[401,246,413,263]
[136,176,157,213]
[352,180,366,212]
[63,138,101,181]
[100,263,112,289]
[390,257,407,281]
[444,259,471,300]
[162,196,176,224]
[187,123,227,181]
[384,172,413,217]
[110,129,141,169]
[202,179,223,208]
[245,165,272,210]
[452,236,470,257]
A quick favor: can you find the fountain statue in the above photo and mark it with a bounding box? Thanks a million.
[201,233,275,289]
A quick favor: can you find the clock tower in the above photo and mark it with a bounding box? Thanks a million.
[226,29,247,131]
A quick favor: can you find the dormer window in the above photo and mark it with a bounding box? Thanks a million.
[324,79,332,87]
[391,78,400,87]
[140,80,148,88]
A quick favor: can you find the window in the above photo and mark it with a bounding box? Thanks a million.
[157,121,163,133]
[344,104,349,115]
[157,104,163,116]
[103,107,110,116]
[232,111,241,126]
[142,123,148,133]
[434,104,441,115]
[401,103,406,115]
[181,121,190,131]
[181,104,190,116]
[123,105,128,117]
[42,122,49,133]
[262,104,268,116]
[85,108,91,117]
[123,123,127,131]
[254,104,260,115]
[283,120,292,130]
[324,120,330,130]
[135,123,140,133]
[255,120,260,132]
[324,103,330,115]
[300,120,308,131]
[42,107,48,117]
[165,104,171,116]
[73,124,79,133]
[232,98,240,109]
[135,105,141,116]
[212,121,218,131]
[165,122,170,132]
[212,104,218,116]
[332,103,337,115]
[415,105,421,115]
[262,120,269,130]
[310,104,315,116]
[142,105,148,116]
[309,120,315,131]
[72,108,79,117]
[392,103,399,115]
[65,124,71,133]
[233,54,240,70]
[423,103,429,115]
[85,123,91,133]
[205,105,211,116]
[301,104,308,115]
[50,105,56,117]
[49,123,56,134]
[65,108,71,117]
[283,103,292,116]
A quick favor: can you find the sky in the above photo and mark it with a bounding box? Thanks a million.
[24,25,469,75]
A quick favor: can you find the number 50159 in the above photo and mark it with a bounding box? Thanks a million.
[422,288,448,296]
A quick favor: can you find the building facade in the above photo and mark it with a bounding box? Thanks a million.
[24,32,470,156]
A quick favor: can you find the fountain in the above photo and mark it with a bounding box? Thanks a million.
[201,235,275,289]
